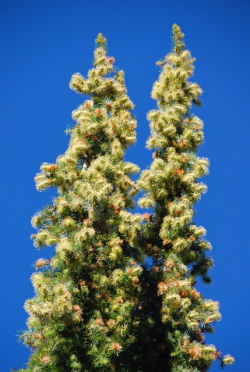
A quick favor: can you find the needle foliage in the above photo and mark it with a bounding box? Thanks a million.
[17,26,234,372]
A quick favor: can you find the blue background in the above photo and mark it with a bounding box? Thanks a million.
[1,0,249,370]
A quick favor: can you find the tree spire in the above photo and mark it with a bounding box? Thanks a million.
[137,25,234,370]
[172,23,185,54]
[95,33,107,50]
[20,34,142,371]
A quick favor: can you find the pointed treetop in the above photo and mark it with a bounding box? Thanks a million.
[95,33,107,50]
[172,23,185,54]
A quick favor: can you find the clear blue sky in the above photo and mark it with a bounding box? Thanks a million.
[1,0,249,370]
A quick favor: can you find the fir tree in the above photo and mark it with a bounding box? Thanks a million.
[19,27,234,372]
[137,24,234,371]
[20,34,142,371]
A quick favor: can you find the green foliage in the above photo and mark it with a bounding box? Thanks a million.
[18,26,234,371]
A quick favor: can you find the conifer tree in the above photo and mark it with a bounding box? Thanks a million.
[137,24,234,371]
[20,34,142,371]
[19,27,234,372]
